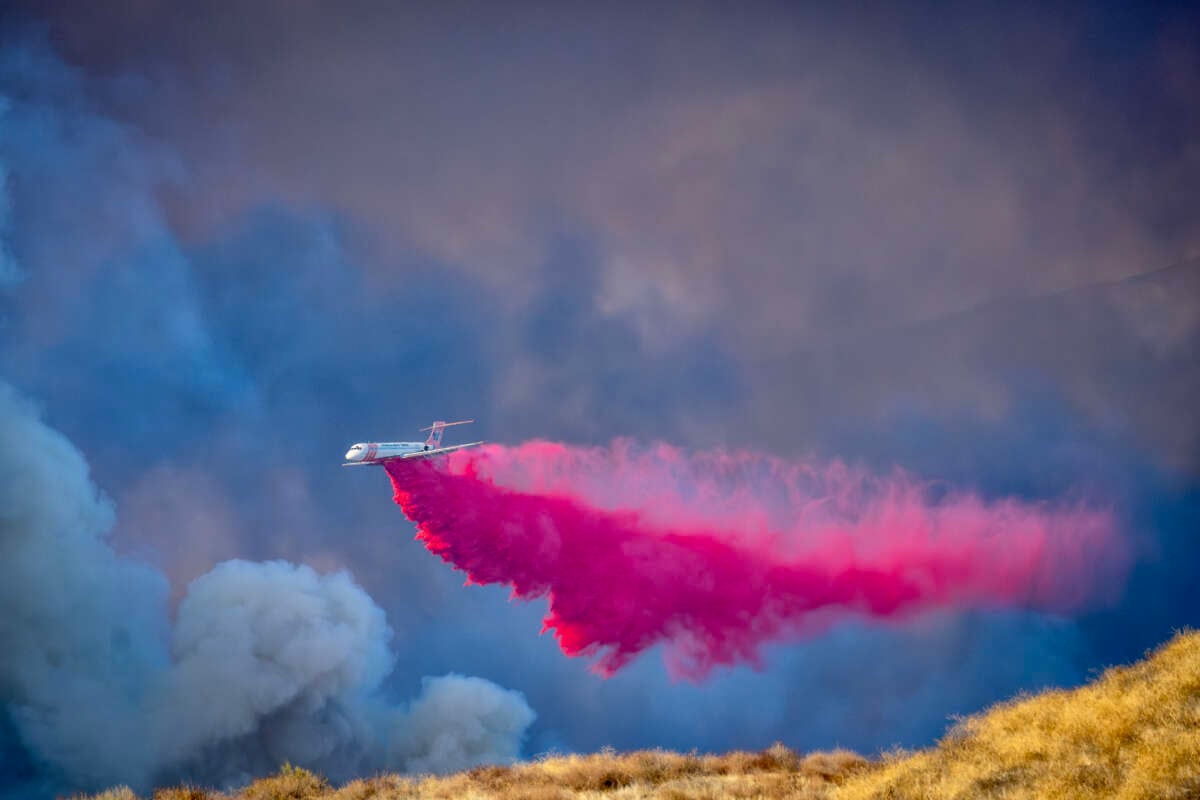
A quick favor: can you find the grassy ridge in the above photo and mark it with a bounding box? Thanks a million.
[840,627,1200,799]
[87,629,1199,800]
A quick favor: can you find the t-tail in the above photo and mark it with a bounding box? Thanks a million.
[420,419,474,450]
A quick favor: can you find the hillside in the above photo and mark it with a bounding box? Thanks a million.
[839,627,1200,800]
[88,629,1199,800]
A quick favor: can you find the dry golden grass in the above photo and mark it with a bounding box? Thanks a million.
[152,789,226,800]
[838,628,1200,800]
[86,789,141,800]
[82,629,1199,800]
[316,745,869,800]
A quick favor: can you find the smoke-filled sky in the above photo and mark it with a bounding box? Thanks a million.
[0,1,1198,797]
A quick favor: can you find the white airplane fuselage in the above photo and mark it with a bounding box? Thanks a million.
[344,420,482,465]
[345,443,424,462]
[344,441,433,463]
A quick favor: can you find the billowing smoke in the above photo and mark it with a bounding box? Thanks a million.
[391,675,537,775]
[0,382,534,796]
[386,443,1128,679]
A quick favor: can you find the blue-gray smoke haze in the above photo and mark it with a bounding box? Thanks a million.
[0,383,534,797]
[0,2,1198,797]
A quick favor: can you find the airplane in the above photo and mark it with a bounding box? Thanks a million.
[343,420,483,466]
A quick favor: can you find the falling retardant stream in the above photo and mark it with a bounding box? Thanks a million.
[385,442,1128,679]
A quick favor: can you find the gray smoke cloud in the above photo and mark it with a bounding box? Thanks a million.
[391,675,538,776]
[0,382,534,796]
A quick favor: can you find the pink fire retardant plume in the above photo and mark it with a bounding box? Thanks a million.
[385,441,1127,679]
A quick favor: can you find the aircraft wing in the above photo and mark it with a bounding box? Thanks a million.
[391,441,484,461]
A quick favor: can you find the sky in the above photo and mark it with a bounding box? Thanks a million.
[0,1,1198,796]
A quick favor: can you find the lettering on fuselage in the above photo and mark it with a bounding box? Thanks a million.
[362,443,425,460]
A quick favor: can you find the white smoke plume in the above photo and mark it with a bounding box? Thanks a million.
[0,382,535,795]
[391,676,537,776]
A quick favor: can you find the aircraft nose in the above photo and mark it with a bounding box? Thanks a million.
[345,446,362,461]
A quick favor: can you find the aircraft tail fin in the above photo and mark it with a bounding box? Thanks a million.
[420,419,474,449]
[425,421,446,449]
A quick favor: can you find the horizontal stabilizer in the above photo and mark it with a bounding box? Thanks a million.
[418,419,474,432]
